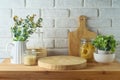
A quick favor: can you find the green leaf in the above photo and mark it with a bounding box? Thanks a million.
[11,14,43,41]
[92,35,118,53]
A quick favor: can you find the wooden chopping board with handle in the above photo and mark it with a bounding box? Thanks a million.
[68,15,97,56]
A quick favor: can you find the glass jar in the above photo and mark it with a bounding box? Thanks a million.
[27,28,47,61]
[24,50,37,66]
[79,39,95,62]
[37,28,44,48]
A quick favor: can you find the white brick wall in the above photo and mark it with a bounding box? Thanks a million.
[44,39,54,48]
[0,18,12,26]
[112,0,120,7]
[98,27,120,40]
[55,29,68,38]
[13,9,40,18]
[42,9,69,18]
[55,18,77,28]
[0,38,12,53]
[85,0,111,8]
[42,18,54,28]
[27,38,54,49]
[55,0,83,8]
[0,0,120,57]
[100,8,120,18]
[70,8,98,18]
[44,28,56,38]
[26,0,54,8]
[55,39,68,48]
[0,27,11,38]
[87,19,111,28]
[0,9,11,18]
[0,0,24,8]
[44,28,68,38]
[112,19,120,26]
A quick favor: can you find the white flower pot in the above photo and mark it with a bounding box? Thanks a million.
[94,52,115,63]
[97,49,110,54]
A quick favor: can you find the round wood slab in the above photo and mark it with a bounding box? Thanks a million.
[38,56,87,70]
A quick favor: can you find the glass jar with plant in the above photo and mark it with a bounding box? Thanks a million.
[92,35,118,63]
[6,15,42,64]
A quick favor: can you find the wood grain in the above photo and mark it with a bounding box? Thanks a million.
[38,56,86,70]
[1,59,120,80]
[68,15,97,56]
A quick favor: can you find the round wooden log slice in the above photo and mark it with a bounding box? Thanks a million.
[38,56,87,70]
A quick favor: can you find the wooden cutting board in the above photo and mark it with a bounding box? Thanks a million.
[68,15,97,56]
[38,56,86,70]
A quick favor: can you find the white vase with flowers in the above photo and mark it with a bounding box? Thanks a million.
[6,15,42,64]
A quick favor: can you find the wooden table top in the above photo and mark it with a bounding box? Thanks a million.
[0,59,120,80]
[1,58,120,71]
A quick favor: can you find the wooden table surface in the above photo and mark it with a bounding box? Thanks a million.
[0,59,120,80]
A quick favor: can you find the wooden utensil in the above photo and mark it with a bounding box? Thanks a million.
[38,56,86,70]
[68,15,97,56]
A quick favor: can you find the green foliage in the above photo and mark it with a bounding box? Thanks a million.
[92,35,117,53]
[11,15,42,41]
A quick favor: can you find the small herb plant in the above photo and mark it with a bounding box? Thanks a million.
[92,35,117,53]
[11,15,42,41]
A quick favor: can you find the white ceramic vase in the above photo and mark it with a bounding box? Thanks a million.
[6,41,26,64]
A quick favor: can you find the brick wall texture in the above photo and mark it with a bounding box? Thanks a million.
[0,0,120,56]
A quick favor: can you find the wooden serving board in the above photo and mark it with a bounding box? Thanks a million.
[68,15,97,56]
[38,56,86,70]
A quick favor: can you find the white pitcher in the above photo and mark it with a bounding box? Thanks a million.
[6,41,26,64]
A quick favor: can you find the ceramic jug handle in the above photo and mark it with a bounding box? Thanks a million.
[6,42,14,54]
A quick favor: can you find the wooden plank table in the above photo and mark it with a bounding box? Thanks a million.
[0,59,120,80]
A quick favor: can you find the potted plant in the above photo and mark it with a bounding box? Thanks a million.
[92,35,117,63]
[7,14,42,64]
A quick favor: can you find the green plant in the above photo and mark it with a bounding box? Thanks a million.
[11,14,42,41]
[92,35,117,53]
